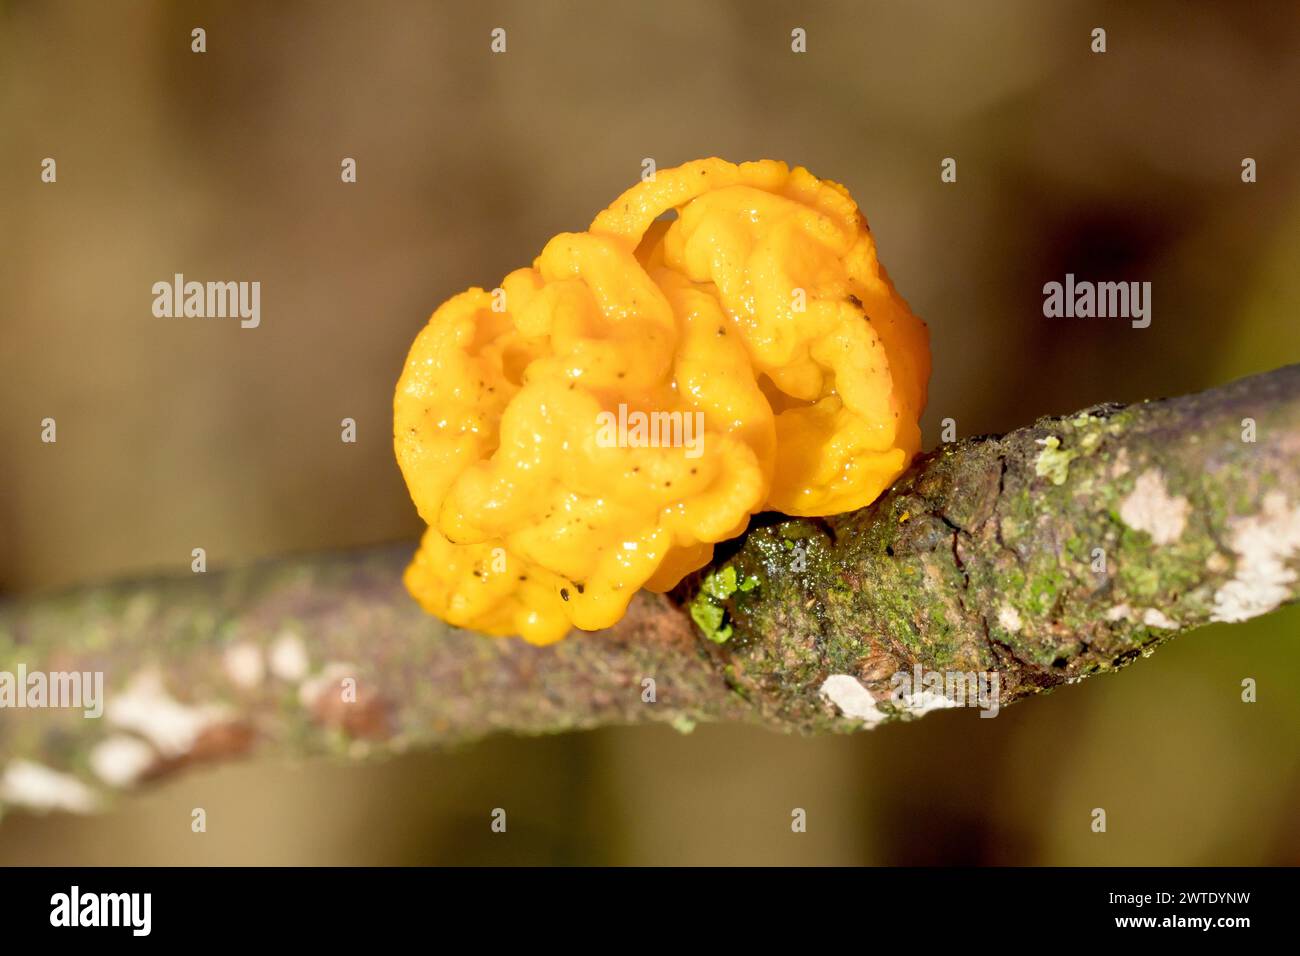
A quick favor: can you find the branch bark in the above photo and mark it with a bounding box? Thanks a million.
[2,366,1298,814]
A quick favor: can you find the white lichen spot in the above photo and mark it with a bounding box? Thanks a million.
[1206,552,1231,574]
[897,690,961,716]
[89,735,157,788]
[298,662,355,708]
[1211,492,1300,623]
[1142,608,1178,629]
[1110,447,1131,480]
[998,604,1023,633]
[0,760,99,813]
[107,670,229,758]
[819,674,886,725]
[269,630,309,682]
[1106,604,1131,622]
[1119,469,1189,545]
[222,642,265,690]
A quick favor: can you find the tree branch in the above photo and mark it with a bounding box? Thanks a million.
[2,366,1298,814]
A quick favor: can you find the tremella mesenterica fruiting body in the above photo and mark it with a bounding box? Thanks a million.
[395,158,930,644]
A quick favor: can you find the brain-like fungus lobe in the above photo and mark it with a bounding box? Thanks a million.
[395,158,930,643]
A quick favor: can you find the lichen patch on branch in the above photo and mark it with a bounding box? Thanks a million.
[1211,492,1300,622]
[1141,608,1178,629]
[108,670,233,758]
[1034,435,1078,486]
[89,735,158,788]
[269,631,310,681]
[1119,469,1190,545]
[0,759,99,814]
[819,674,886,724]
[222,642,266,690]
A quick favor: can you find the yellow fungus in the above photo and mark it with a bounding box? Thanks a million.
[395,158,930,643]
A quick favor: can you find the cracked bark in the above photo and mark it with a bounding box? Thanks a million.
[1,365,1298,814]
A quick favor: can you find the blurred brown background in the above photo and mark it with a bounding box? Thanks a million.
[1,0,1298,864]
